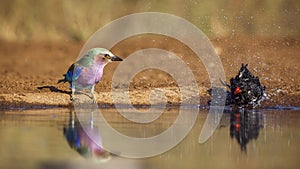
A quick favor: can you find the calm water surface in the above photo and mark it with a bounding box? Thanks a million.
[0,107,299,169]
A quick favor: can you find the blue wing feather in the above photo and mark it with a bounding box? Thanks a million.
[72,66,83,80]
[65,64,83,82]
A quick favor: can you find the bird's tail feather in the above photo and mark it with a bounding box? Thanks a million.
[57,74,67,84]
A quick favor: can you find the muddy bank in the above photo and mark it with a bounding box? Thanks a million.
[0,36,299,109]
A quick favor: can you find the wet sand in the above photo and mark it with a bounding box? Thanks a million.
[0,36,299,109]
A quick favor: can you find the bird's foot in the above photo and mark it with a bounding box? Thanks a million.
[70,90,97,104]
[70,96,80,102]
[70,95,74,101]
[91,93,97,104]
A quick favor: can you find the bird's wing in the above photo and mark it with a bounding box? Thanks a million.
[76,53,94,67]
[65,63,83,81]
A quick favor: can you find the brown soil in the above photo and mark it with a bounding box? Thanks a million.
[0,36,299,109]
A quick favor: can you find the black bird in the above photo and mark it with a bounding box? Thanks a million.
[226,64,265,107]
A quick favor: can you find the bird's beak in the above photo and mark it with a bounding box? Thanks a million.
[110,55,123,61]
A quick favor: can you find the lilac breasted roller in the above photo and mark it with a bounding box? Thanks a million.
[58,48,122,100]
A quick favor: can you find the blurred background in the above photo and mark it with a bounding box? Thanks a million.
[0,0,299,42]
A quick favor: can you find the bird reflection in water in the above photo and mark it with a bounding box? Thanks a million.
[63,111,111,160]
[230,109,264,152]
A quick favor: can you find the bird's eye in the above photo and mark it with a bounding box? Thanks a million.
[104,54,110,59]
